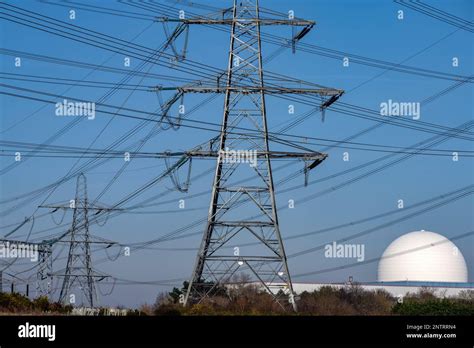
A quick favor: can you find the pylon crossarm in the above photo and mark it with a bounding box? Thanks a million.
[154,85,343,96]
[184,150,327,160]
[156,17,315,26]
[51,240,117,245]
[52,274,110,278]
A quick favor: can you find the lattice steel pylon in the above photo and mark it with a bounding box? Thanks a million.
[36,243,53,297]
[58,173,97,307]
[170,0,343,311]
[38,174,117,307]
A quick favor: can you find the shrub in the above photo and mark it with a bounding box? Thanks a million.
[0,292,72,314]
[32,296,50,312]
[393,298,474,315]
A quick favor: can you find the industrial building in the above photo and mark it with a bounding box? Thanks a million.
[279,230,472,298]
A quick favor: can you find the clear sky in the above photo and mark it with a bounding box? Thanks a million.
[0,0,473,307]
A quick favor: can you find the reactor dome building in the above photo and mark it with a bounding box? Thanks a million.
[378,230,468,283]
[260,230,472,298]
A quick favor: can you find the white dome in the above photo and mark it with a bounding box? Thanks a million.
[378,230,468,283]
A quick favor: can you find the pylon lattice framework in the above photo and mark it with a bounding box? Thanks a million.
[161,0,344,311]
[36,243,52,297]
[58,173,97,307]
[37,173,117,307]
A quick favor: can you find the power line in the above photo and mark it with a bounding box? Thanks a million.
[394,0,474,33]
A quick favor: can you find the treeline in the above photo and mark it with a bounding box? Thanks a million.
[0,291,140,315]
[141,283,474,316]
[393,289,474,315]
[0,292,72,314]
[1,284,473,315]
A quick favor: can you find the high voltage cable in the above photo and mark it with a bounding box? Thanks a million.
[0,21,156,135]
[58,184,472,251]
[275,121,474,195]
[0,19,163,238]
[271,94,474,141]
[266,76,473,190]
[20,118,472,248]
[394,0,474,33]
[2,0,470,290]
[0,16,194,229]
[2,83,473,151]
[2,77,470,238]
[39,0,158,21]
[35,228,474,285]
[0,19,170,177]
[0,39,290,212]
[0,23,208,189]
[44,121,472,253]
[287,189,474,258]
[0,37,289,209]
[0,48,196,84]
[65,186,474,281]
[121,121,474,249]
[31,0,472,96]
[148,0,472,82]
[19,0,474,85]
[0,3,224,79]
[0,72,160,92]
[3,3,471,141]
[121,0,474,138]
[2,139,472,157]
[0,40,175,214]
[4,72,472,139]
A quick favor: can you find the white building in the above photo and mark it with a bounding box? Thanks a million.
[287,230,472,298]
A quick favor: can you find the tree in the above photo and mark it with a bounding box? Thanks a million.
[168,281,189,304]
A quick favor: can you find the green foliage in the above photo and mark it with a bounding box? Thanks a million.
[0,291,72,314]
[154,284,474,316]
[154,303,183,316]
[0,292,32,312]
[298,285,394,315]
[168,281,188,304]
[33,296,50,312]
[393,298,474,315]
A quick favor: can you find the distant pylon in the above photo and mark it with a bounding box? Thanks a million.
[36,243,53,297]
[58,173,97,307]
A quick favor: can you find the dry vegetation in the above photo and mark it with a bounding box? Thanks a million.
[1,283,473,316]
[0,292,72,315]
[145,282,474,316]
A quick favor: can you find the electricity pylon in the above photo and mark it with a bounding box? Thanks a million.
[158,0,343,311]
[39,173,115,307]
[36,242,52,297]
[60,173,96,306]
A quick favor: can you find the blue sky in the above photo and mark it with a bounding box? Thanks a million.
[0,0,473,307]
